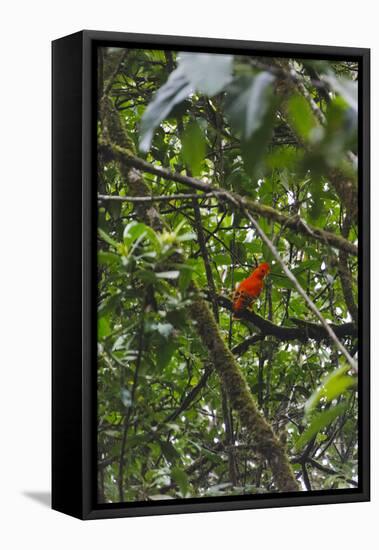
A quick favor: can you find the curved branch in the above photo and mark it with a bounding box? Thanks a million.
[98,192,216,203]
[98,140,358,257]
[215,295,357,350]
[232,334,265,355]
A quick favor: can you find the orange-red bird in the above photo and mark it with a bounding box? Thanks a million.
[232,262,270,315]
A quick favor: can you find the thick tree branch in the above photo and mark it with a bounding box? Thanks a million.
[215,295,357,350]
[98,140,358,257]
[98,192,216,203]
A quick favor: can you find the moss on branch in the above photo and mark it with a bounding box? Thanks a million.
[99,140,358,257]
[189,287,299,492]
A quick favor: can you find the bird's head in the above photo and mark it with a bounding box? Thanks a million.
[256,262,270,279]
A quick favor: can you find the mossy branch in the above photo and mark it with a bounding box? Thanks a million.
[99,96,163,231]
[189,287,299,492]
[98,139,357,257]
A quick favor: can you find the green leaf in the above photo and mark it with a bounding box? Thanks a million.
[139,71,193,153]
[178,52,233,96]
[136,269,157,283]
[178,260,197,292]
[308,178,323,221]
[295,402,348,451]
[269,273,294,290]
[98,316,111,340]
[286,93,317,141]
[157,340,176,370]
[181,120,206,176]
[171,466,190,497]
[98,250,120,266]
[305,364,357,416]
[139,52,233,152]
[266,146,302,172]
[225,73,275,141]
[225,73,276,173]
[323,98,357,164]
[323,72,358,113]
[99,293,121,316]
[123,221,160,251]
[98,228,119,248]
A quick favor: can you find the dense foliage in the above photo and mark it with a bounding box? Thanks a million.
[97,46,359,503]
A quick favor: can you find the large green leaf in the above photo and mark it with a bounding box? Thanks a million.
[123,221,160,251]
[225,73,276,173]
[139,70,193,153]
[139,52,233,152]
[287,93,317,142]
[179,52,233,96]
[295,402,348,451]
[225,73,275,141]
[98,316,111,340]
[98,227,119,249]
[305,364,357,416]
[323,72,358,113]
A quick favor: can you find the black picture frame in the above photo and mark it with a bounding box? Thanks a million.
[52,30,370,520]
